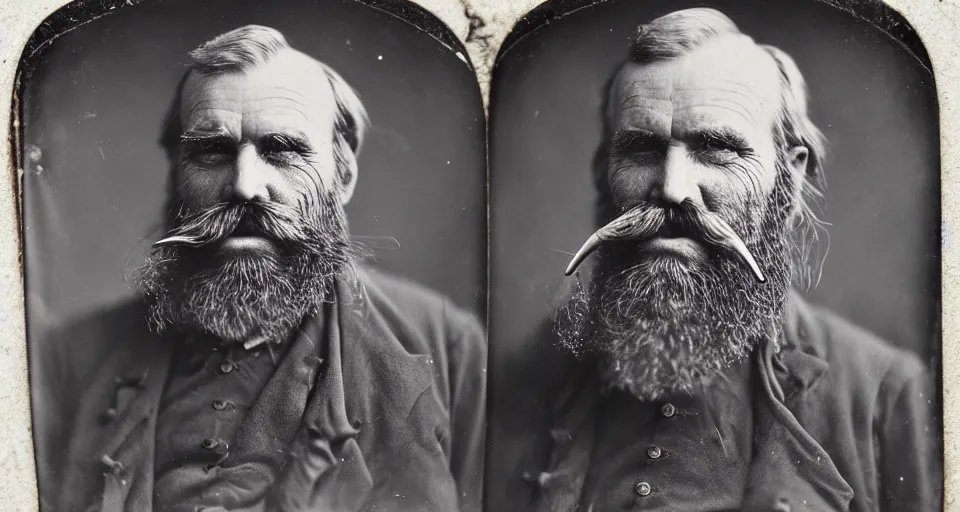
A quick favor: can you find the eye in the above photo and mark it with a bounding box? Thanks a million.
[701,136,737,154]
[616,139,662,156]
[184,144,234,166]
[181,137,237,166]
[263,149,302,164]
[624,150,663,167]
[694,133,753,165]
[261,135,313,164]
[703,139,733,153]
[611,133,666,167]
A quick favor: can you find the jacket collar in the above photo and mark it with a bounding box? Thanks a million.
[772,291,832,404]
[532,291,853,512]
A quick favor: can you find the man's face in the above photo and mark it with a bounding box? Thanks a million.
[136,50,353,345]
[606,35,783,256]
[558,35,804,400]
[176,49,341,257]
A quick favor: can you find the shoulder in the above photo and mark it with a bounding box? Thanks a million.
[786,292,927,393]
[40,299,154,387]
[357,266,486,356]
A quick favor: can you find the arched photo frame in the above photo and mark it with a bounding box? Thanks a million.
[1,0,958,509]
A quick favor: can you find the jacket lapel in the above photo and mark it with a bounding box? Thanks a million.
[267,299,372,512]
[741,298,854,512]
[337,273,434,429]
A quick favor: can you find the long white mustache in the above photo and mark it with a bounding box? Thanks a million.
[564,199,765,283]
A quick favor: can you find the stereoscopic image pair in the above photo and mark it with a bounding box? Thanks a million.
[19,0,941,510]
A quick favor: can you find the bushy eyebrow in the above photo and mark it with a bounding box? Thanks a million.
[610,129,671,152]
[179,131,237,152]
[179,130,315,156]
[611,127,753,155]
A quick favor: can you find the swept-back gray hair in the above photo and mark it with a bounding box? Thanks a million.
[594,8,827,283]
[161,25,369,201]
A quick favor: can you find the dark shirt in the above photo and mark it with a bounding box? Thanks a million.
[579,360,753,511]
[153,337,296,510]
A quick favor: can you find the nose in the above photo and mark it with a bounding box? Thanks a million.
[229,145,270,202]
[653,146,701,205]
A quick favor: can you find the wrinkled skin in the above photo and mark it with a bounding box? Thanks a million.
[558,35,810,400]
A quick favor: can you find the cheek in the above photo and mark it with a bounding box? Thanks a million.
[699,174,751,211]
[606,158,655,208]
[177,165,226,209]
[744,141,780,197]
[275,157,337,211]
[307,140,340,187]
[699,159,777,215]
[702,180,771,241]
[287,147,338,192]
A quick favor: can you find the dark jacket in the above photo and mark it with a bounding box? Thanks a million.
[488,293,940,512]
[32,268,486,512]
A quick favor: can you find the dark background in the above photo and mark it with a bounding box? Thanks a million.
[22,0,487,347]
[486,0,940,504]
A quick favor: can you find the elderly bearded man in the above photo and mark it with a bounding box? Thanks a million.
[33,25,485,512]
[500,8,940,512]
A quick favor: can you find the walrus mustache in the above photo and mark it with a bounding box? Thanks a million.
[564,199,765,283]
[154,200,318,250]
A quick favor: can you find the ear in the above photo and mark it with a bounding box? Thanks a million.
[338,148,359,204]
[785,145,809,212]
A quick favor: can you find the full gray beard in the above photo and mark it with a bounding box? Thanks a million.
[556,196,793,401]
[137,250,345,344]
[134,195,352,345]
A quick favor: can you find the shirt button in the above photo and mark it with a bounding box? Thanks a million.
[635,481,652,497]
[646,446,662,459]
[201,438,220,450]
[660,403,676,418]
[219,362,234,374]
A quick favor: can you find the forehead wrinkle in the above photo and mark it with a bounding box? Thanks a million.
[185,99,240,122]
[673,107,754,134]
[676,100,758,125]
[240,105,311,123]
[618,76,674,100]
[194,94,313,118]
[185,100,326,137]
[617,91,670,107]
[612,41,783,156]
[675,85,759,104]
[613,67,676,130]
[242,95,310,109]
[273,85,313,101]
[617,103,673,133]
[182,71,334,115]
[717,78,764,96]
